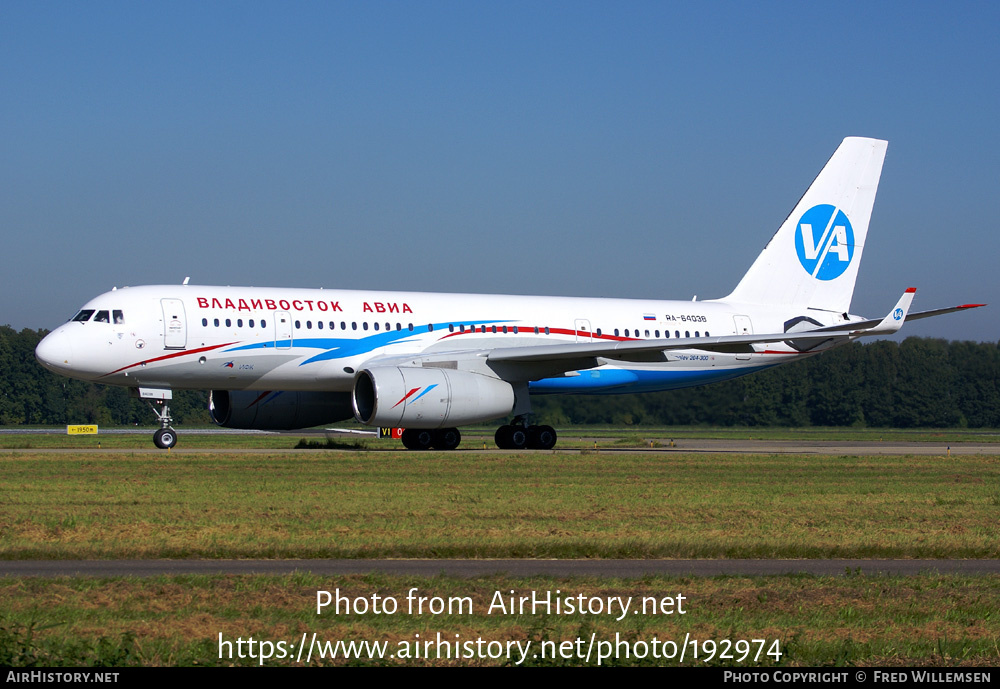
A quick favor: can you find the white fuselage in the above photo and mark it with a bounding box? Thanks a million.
[36,284,843,396]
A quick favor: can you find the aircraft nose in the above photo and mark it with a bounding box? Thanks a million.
[35,330,74,373]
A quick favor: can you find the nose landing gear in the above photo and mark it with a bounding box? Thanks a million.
[149,400,177,449]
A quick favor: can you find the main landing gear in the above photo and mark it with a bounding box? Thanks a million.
[399,419,558,451]
[495,417,557,450]
[149,400,178,449]
[401,427,461,451]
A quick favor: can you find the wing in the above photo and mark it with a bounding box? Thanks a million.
[488,290,986,381]
[356,290,984,382]
[489,288,923,367]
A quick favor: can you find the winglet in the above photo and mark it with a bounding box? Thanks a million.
[865,287,917,335]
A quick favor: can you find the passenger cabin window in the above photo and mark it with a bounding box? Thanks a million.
[72,310,95,322]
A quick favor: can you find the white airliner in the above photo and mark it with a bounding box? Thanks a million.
[35,137,983,450]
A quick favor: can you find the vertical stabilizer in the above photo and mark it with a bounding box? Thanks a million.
[723,137,887,314]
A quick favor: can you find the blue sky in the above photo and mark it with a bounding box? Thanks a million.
[3,1,998,341]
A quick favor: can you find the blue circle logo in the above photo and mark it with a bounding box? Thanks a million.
[794,204,854,281]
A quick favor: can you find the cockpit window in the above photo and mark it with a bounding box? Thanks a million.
[72,310,95,322]
[113,310,124,324]
[93,310,110,323]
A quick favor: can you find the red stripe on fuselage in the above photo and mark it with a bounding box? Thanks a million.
[100,342,239,378]
[437,326,637,342]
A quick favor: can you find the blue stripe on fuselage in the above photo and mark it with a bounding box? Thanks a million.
[224,320,503,365]
[529,364,774,394]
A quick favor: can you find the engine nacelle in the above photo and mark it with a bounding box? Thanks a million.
[353,367,515,428]
[209,390,354,430]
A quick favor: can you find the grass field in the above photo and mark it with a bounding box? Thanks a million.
[1,451,997,559]
[2,573,998,666]
[1,440,998,666]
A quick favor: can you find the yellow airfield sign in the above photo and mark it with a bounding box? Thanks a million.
[67,425,98,435]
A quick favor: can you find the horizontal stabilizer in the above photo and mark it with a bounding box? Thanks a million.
[905,303,987,322]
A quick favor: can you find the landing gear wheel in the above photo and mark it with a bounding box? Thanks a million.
[401,428,434,450]
[509,426,527,449]
[528,425,557,450]
[432,428,461,451]
[495,425,528,450]
[153,427,177,449]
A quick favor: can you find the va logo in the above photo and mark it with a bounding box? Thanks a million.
[794,204,855,281]
[893,308,904,321]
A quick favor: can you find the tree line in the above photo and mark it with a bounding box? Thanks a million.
[0,326,209,426]
[3,325,998,428]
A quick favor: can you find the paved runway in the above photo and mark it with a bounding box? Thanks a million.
[3,439,997,455]
[3,559,999,578]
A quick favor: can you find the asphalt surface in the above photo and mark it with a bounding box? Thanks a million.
[3,439,997,455]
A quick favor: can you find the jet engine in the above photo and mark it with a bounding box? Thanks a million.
[209,390,354,430]
[353,367,515,428]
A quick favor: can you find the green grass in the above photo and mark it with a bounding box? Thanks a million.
[2,441,999,667]
[1,451,997,559]
[2,424,997,451]
[1,573,998,666]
